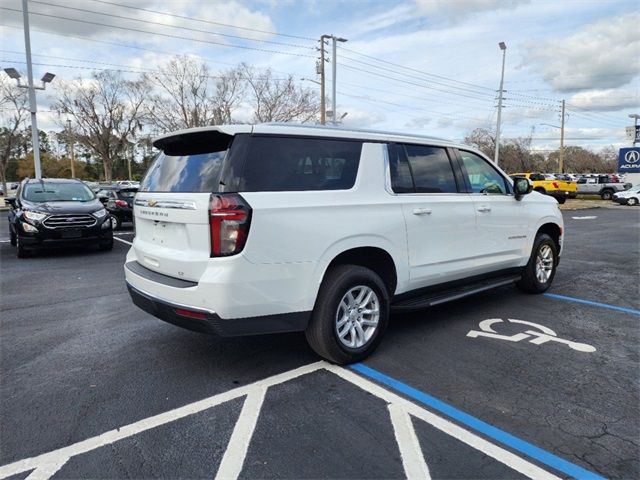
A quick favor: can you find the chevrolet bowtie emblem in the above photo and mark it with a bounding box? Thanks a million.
[148,199,157,207]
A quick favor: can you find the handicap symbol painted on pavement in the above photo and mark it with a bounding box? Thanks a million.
[467,318,596,352]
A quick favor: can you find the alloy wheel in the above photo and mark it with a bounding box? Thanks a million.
[335,285,380,349]
[535,244,554,284]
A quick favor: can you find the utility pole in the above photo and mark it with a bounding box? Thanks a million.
[494,42,507,166]
[66,119,76,178]
[22,0,41,179]
[319,34,330,125]
[559,100,566,173]
[331,36,347,125]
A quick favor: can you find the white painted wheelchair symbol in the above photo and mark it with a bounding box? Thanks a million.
[467,318,596,352]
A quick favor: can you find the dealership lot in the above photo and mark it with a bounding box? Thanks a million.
[1,208,638,479]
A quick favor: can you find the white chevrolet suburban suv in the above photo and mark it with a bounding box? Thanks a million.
[125,124,563,364]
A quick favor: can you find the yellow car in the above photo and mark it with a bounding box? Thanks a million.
[510,173,577,204]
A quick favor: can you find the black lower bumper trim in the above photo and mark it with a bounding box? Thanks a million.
[127,283,310,336]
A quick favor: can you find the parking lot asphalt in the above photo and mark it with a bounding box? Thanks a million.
[1,207,638,480]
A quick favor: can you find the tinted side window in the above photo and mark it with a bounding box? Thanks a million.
[458,150,508,194]
[403,145,457,193]
[389,144,414,193]
[240,137,362,192]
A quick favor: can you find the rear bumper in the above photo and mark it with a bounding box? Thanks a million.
[127,282,310,336]
[549,191,576,199]
[613,197,628,205]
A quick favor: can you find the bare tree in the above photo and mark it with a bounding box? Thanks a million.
[240,64,319,123]
[144,56,245,132]
[0,76,29,194]
[463,127,495,158]
[52,71,147,181]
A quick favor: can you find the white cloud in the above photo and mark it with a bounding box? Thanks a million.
[339,107,385,128]
[523,11,640,92]
[568,89,640,112]
[413,0,529,19]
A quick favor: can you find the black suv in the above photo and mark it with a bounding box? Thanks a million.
[7,178,113,257]
[96,187,137,230]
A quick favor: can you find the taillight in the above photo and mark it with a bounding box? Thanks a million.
[115,199,128,207]
[175,308,207,320]
[209,193,252,257]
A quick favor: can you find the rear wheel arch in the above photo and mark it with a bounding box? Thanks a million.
[321,246,398,298]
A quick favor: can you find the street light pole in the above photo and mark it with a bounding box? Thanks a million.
[559,100,566,173]
[494,42,507,166]
[319,34,330,125]
[331,36,347,126]
[21,0,42,179]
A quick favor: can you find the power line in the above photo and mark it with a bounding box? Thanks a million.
[338,62,563,113]
[0,23,306,82]
[341,46,496,93]
[338,90,493,124]
[337,62,499,104]
[0,7,316,59]
[86,0,316,41]
[0,23,239,68]
[339,53,497,99]
[339,80,494,111]
[29,0,313,50]
[1,57,292,81]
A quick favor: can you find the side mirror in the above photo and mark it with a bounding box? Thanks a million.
[513,177,533,200]
[99,197,109,205]
[5,197,16,207]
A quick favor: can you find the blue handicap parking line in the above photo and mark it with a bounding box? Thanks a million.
[350,363,605,480]
[544,292,640,316]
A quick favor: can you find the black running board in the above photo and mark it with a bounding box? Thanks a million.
[391,274,522,312]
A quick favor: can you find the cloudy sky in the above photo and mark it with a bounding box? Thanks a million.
[1,0,639,152]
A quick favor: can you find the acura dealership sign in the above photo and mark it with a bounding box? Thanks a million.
[618,147,640,172]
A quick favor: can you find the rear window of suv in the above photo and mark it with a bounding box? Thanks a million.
[141,134,362,193]
[239,136,362,192]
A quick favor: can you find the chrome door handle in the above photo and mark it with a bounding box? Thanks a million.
[413,208,432,215]
[477,206,492,212]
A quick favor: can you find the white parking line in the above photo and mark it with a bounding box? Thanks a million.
[0,361,560,480]
[215,386,267,480]
[388,403,431,480]
[114,237,133,246]
[0,362,324,480]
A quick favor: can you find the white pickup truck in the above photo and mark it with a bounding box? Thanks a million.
[124,124,564,364]
[576,175,631,200]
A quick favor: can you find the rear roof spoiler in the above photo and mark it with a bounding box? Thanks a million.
[152,125,253,155]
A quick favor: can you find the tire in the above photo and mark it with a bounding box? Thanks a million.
[534,187,546,195]
[305,265,390,365]
[9,230,16,246]
[16,236,29,258]
[99,239,114,251]
[557,196,566,204]
[600,190,613,200]
[110,215,121,230]
[627,197,638,206]
[516,233,558,294]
